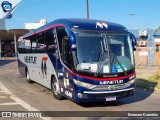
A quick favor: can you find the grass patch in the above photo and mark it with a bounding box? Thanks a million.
[136,74,160,91]
[136,66,145,69]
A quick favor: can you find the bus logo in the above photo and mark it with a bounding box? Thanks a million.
[96,22,108,29]
[99,80,123,85]
[41,57,48,78]
[1,1,12,12]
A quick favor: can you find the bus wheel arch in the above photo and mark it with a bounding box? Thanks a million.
[51,75,63,100]
[25,67,33,83]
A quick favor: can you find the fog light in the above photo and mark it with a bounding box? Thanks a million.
[78,93,82,98]
[77,93,88,99]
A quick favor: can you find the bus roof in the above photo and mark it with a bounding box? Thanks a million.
[22,18,127,38]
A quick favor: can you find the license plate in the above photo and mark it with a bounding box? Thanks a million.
[106,96,116,101]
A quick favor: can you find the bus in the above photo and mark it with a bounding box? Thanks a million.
[17,18,136,103]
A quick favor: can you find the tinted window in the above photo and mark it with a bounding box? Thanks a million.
[30,35,36,53]
[45,29,56,53]
[56,26,67,54]
[36,32,45,53]
[17,37,32,53]
[56,27,72,68]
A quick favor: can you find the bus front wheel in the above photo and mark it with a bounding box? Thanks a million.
[51,77,63,100]
[26,69,33,83]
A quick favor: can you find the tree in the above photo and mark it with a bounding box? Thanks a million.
[157,26,160,30]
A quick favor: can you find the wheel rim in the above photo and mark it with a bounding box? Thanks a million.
[52,80,59,95]
[27,71,30,80]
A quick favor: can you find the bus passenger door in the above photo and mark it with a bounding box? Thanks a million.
[55,26,74,99]
[55,27,69,86]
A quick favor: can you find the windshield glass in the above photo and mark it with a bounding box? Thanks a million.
[73,30,134,74]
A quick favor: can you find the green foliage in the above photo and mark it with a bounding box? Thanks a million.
[157,26,160,30]
[147,74,160,80]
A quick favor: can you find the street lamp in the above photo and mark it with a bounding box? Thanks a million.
[129,13,135,30]
[86,0,89,19]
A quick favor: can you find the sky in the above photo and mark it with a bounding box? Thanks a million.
[5,0,160,29]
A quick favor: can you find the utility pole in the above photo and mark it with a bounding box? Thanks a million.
[129,13,135,30]
[86,0,89,19]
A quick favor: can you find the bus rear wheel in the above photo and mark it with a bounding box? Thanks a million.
[26,69,33,83]
[51,77,63,100]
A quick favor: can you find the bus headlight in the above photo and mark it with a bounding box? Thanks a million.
[128,79,136,85]
[73,79,95,89]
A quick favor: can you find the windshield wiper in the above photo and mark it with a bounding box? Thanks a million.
[94,37,109,77]
[94,48,104,77]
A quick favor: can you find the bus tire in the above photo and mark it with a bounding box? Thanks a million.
[26,69,33,83]
[51,77,63,100]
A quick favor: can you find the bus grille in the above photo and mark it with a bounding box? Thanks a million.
[95,91,127,98]
[92,83,130,91]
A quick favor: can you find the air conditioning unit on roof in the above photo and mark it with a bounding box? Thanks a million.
[139,30,147,36]
[139,41,146,46]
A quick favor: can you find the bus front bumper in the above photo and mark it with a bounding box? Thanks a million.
[74,87,135,103]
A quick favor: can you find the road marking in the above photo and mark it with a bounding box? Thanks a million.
[6,70,14,72]
[0,102,19,105]
[0,82,52,120]
[0,70,14,72]
[0,96,6,98]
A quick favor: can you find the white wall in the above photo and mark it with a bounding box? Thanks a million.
[25,19,47,29]
[25,23,45,29]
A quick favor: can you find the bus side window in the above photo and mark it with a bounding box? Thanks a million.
[45,29,56,53]
[23,37,31,53]
[17,36,35,54]
[36,32,45,53]
[62,36,71,64]
[56,27,68,55]
[30,35,36,53]
[17,40,25,53]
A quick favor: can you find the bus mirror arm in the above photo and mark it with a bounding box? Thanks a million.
[129,32,137,51]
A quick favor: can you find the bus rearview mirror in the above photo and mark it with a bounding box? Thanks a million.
[129,32,137,51]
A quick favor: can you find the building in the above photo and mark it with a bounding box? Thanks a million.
[153,30,160,64]
[0,19,5,29]
[130,29,160,65]
[0,19,47,58]
[25,19,47,29]
[0,29,30,58]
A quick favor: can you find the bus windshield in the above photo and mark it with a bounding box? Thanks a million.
[73,30,134,74]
